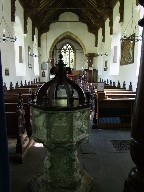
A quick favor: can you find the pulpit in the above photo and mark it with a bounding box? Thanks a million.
[30,54,92,192]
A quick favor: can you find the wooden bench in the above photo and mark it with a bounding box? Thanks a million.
[92,89,136,129]
[92,83,118,89]
[4,92,33,133]
[106,93,136,99]
[93,98,135,129]
[104,90,136,99]
[4,93,34,163]
[104,89,135,93]
[6,87,39,94]
[21,83,44,88]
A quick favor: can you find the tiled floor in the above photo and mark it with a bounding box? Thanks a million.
[10,127,134,192]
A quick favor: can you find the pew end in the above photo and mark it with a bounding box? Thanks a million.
[5,99,34,163]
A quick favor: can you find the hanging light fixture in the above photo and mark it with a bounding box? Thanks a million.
[120,3,142,42]
[28,50,41,58]
[97,42,108,56]
[28,44,41,57]
[0,2,16,42]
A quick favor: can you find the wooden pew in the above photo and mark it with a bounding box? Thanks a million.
[106,93,136,99]
[4,93,34,163]
[104,89,135,93]
[104,90,136,94]
[6,87,38,94]
[104,90,136,99]
[4,93,33,135]
[92,82,127,89]
[21,83,44,88]
[92,89,136,129]
[93,97,135,129]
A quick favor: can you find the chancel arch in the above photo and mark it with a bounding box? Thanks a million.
[49,32,86,70]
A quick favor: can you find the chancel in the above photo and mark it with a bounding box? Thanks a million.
[1,0,144,192]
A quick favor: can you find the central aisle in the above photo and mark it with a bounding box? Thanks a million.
[10,127,134,192]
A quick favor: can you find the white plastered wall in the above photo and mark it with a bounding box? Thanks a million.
[0,0,39,89]
[97,0,142,91]
[40,12,97,82]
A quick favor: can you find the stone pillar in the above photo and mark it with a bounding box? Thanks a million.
[123,1,144,191]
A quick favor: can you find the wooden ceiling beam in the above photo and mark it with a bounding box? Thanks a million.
[109,10,113,35]
[18,0,119,40]
[11,0,16,22]
[102,23,106,42]
[119,0,124,23]
[24,10,28,34]
[36,7,112,11]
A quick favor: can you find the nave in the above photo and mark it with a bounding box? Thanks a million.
[10,125,134,192]
[1,1,144,191]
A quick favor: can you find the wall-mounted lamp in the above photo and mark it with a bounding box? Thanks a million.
[28,46,41,57]
[98,52,108,56]
[97,42,108,56]
[104,61,108,71]
[28,46,32,69]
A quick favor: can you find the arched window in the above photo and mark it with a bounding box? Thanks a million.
[60,43,75,69]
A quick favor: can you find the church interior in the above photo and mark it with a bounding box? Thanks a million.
[1,0,144,192]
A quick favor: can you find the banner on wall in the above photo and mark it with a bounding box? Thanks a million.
[120,34,135,65]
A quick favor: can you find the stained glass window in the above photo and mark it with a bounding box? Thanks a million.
[60,43,75,69]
